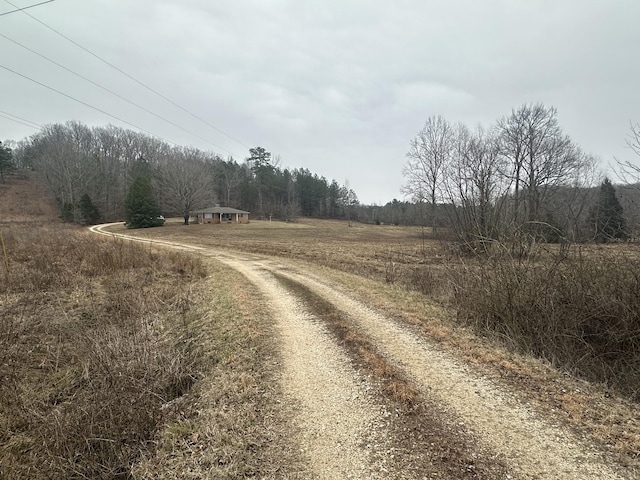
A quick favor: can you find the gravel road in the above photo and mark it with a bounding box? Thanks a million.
[90,224,630,479]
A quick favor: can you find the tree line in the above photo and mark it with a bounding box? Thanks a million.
[400,103,632,246]
[7,121,358,225]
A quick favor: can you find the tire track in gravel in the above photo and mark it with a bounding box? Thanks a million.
[219,257,395,479]
[248,255,626,480]
[90,224,402,478]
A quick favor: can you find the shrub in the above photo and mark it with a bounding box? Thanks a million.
[450,244,640,400]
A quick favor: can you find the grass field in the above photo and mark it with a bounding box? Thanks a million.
[109,217,449,297]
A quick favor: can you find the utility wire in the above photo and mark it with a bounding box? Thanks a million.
[0,32,239,156]
[0,111,40,129]
[0,0,53,17]
[0,109,41,128]
[0,63,176,144]
[4,0,250,150]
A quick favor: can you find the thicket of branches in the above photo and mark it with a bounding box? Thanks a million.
[9,121,358,224]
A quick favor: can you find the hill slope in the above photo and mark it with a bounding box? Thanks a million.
[0,170,59,224]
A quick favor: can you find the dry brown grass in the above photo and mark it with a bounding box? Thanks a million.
[450,243,640,400]
[286,259,640,470]
[0,172,310,479]
[0,222,305,479]
[0,224,208,479]
[107,218,452,299]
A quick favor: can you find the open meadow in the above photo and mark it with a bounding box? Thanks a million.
[103,217,640,471]
[107,217,449,297]
[108,217,640,402]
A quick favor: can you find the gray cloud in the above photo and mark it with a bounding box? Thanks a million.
[2,0,640,203]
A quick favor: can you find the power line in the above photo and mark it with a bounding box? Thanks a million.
[0,32,239,156]
[0,0,53,17]
[4,0,251,151]
[0,109,41,128]
[0,110,41,129]
[0,62,176,144]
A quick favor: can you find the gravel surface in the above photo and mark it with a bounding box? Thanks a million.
[263,258,625,480]
[222,258,395,479]
[232,253,621,480]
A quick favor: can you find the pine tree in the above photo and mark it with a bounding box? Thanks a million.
[124,175,164,228]
[79,193,101,225]
[60,202,75,223]
[589,178,627,242]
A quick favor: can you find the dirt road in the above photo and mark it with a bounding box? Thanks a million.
[90,224,630,479]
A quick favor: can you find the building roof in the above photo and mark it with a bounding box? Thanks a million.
[191,206,250,215]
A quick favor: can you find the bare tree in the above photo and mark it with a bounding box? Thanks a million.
[216,157,243,206]
[628,122,640,157]
[611,122,640,234]
[615,122,640,182]
[159,147,215,225]
[403,115,454,236]
[549,153,599,242]
[498,103,590,236]
[445,124,511,244]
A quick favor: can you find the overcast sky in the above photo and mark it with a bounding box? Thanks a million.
[2,0,640,204]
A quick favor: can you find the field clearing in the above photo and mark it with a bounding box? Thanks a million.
[104,217,640,299]
[3,171,640,477]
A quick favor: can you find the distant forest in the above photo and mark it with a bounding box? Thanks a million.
[7,121,358,224]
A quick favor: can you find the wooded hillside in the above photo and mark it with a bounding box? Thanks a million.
[9,121,358,224]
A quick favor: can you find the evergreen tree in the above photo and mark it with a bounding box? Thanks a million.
[125,175,164,228]
[589,178,627,242]
[60,202,75,223]
[0,141,14,182]
[79,193,101,225]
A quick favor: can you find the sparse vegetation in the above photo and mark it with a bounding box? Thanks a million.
[0,174,305,479]
[3,171,640,476]
[134,261,305,479]
[127,218,640,403]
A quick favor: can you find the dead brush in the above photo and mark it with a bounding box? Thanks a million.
[0,224,208,479]
[449,242,640,400]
